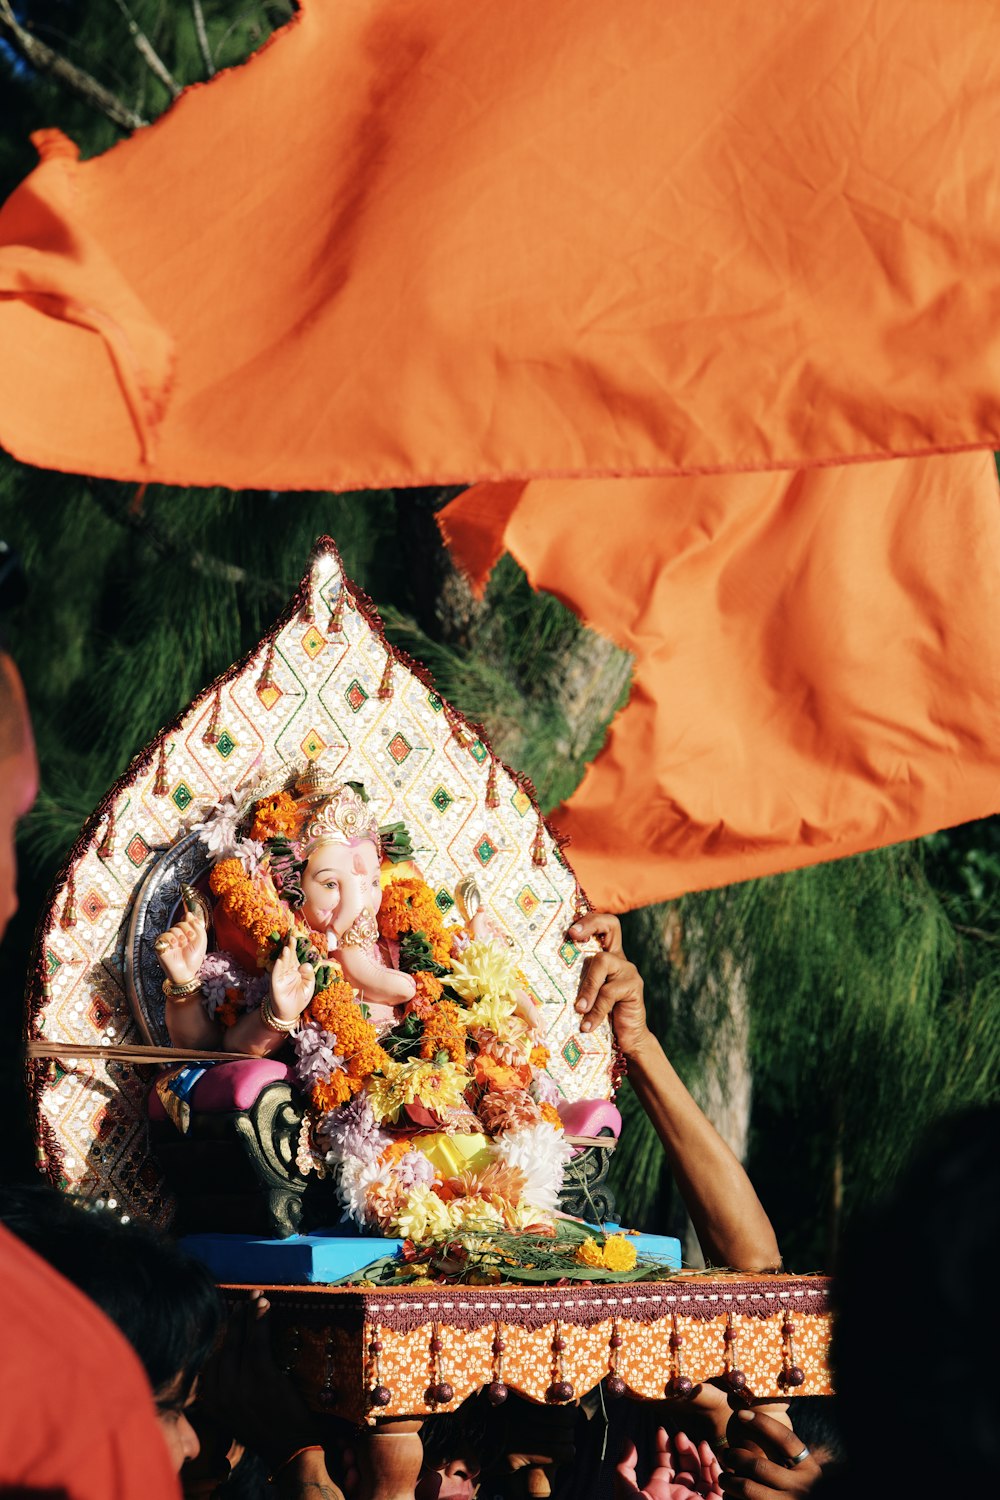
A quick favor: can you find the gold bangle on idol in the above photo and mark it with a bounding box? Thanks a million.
[260,995,297,1034]
[162,976,203,1001]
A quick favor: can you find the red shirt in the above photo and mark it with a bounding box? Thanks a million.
[0,1224,179,1499]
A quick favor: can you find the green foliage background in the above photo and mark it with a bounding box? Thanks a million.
[2,2,999,1265]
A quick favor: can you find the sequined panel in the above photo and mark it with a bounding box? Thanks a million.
[28,538,610,1224]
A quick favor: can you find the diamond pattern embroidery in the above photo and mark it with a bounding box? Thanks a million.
[435,888,455,913]
[562,1037,583,1069]
[171,782,194,812]
[558,940,579,967]
[301,626,326,659]
[300,728,327,760]
[430,785,454,813]
[517,886,541,917]
[125,834,150,867]
[79,888,106,924]
[388,733,412,764]
[214,730,236,759]
[256,682,282,711]
[475,835,498,866]
[346,679,368,712]
[511,789,532,818]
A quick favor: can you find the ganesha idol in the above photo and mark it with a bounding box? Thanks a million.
[153,766,572,1242]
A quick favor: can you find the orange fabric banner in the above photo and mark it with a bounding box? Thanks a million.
[440,455,1000,910]
[2,1,1000,485]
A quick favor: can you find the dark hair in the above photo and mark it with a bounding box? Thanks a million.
[833,1106,1000,1492]
[784,1396,843,1466]
[0,1183,222,1401]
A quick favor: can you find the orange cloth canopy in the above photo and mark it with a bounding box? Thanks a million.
[2,1,1000,484]
[441,455,1000,910]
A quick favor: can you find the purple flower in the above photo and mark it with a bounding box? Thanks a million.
[198,950,258,1016]
[530,1070,561,1107]
[393,1150,436,1191]
[318,1095,391,1165]
[293,1020,347,1088]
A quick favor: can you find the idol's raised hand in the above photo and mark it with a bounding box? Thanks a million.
[269,934,316,1022]
[154,906,208,988]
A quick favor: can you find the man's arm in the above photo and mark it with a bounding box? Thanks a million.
[571,913,781,1273]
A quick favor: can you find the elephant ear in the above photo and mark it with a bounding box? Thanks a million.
[27,536,609,1226]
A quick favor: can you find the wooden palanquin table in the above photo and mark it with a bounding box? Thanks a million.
[227,1272,831,1422]
[224,1274,830,1499]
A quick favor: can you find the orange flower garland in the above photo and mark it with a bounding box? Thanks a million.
[419,1000,466,1064]
[305,982,389,1083]
[250,790,305,842]
[311,1073,356,1111]
[378,877,453,966]
[209,858,288,957]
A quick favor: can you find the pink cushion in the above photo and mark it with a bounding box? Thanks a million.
[557,1099,622,1139]
[148,1059,295,1119]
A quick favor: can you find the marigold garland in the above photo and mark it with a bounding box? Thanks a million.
[304,983,389,1079]
[420,1000,466,1064]
[209,857,289,956]
[472,1053,529,1092]
[311,1072,357,1112]
[378,877,453,965]
[250,790,305,842]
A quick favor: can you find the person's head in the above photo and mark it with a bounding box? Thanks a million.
[0,1183,223,1471]
[782,1396,842,1469]
[834,1106,1000,1492]
[415,1454,481,1500]
[0,651,38,942]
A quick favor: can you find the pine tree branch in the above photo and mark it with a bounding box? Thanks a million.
[954,923,1000,948]
[190,0,215,76]
[0,1,147,132]
[88,484,287,604]
[110,0,181,99]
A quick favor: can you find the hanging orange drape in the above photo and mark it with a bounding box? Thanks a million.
[3,2,1000,908]
[441,455,1000,910]
[1,0,999,485]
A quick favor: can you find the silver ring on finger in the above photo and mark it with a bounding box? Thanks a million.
[786,1447,811,1468]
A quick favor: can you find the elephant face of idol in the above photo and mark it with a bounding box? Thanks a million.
[299,836,382,938]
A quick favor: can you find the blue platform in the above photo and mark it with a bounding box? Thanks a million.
[182,1225,681,1285]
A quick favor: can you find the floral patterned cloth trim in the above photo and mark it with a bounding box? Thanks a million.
[225,1275,832,1422]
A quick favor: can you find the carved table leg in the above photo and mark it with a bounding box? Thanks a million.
[364,1418,424,1500]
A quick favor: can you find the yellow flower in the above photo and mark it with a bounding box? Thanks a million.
[575,1236,606,1269]
[365,1065,403,1125]
[447,1196,507,1233]
[368,1059,468,1124]
[449,939,520,1004]
[390,1185,454,1243]
[602,1234,638,1273]
[464,993,518,1034]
